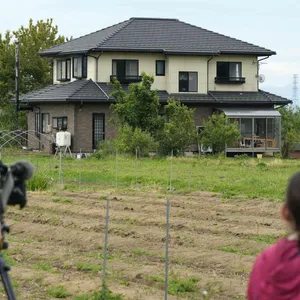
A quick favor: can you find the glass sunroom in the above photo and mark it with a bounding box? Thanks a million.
[217,108,281,153]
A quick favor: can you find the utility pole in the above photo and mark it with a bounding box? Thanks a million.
[293,74,298,107]
[15,40,19,129]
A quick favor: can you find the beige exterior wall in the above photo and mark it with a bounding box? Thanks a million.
[96,52,167,90]
[208,55,258,92]
[52,53,259,93]
[87,56,96,80]
[166,56,208,94]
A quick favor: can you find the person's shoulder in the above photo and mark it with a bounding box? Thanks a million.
[255,238,287,264]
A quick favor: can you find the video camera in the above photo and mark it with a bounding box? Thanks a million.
[0,160,34,299]
[0,160,34,215]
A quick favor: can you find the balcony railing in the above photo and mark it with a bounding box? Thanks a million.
[215,77,246,84]
[110,75,142,84]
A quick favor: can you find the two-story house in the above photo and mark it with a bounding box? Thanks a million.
[19,17,291,154]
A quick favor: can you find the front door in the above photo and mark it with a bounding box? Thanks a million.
[92,113,105,149]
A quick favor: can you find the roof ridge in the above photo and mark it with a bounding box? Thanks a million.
[259,89,275,102]
[95,18,134,48]
[67,80,91,100]
[178,19,275,54]
[130,17,179,21]
[40,19,131,54]
[93,81,109,100]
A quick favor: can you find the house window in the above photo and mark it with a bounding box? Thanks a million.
[156,60,165,76]
[57,59,71,81]
[215,62,245,83]
[42,113,50,133]
[111,60,140,83]
[73,56,87,78]
[179,72,198,92]
[52,117,68,131]
[93,113,105,149]
[35,113,40,136]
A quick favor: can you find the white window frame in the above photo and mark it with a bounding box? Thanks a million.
[56,59,71,81]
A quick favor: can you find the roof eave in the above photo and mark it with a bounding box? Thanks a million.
[220,50,276,56]
[38,50,88,57]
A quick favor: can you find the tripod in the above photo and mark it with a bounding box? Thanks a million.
[0,219,17,300]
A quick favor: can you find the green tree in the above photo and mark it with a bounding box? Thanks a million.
[278,106,300,158]
[114,124,156,155]
[158,98,197,155]
[199,113,241,153]
[0,19,65,129]
[110,73,164,136]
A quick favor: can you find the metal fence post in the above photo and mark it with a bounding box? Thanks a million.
[115,150,118,187]
[102,199,110,299]
[188,158,191,190]
[59,148,63,186]
[169,150,173,190]
[165,199,171,300]
[135,147,138,188]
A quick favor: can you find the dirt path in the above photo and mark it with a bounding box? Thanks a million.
[0,190,285,299]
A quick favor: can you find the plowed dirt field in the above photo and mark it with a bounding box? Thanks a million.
[1,190,285,299]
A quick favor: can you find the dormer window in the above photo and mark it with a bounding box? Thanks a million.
[73,56,87,79]
[215,62,245,84]
[57,59,71,81]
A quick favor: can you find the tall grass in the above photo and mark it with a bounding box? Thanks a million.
[2,152,300,200]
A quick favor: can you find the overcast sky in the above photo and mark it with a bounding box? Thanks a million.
[1,0,299,99]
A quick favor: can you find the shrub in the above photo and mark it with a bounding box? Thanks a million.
[114,124,156,156]
[92,140,116,159]
[158,98,197,156]
[199,113,241,153]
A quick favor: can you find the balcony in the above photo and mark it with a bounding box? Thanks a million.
[215,77,246,84]
[110,75,142,84]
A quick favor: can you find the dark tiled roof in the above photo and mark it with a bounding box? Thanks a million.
[209,90,292,105]
[19,80,291,105]
[40,18,275,57]
[40,20,130,56]
[19,80,110,103]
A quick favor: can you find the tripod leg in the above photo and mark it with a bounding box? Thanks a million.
[0,256,17,300]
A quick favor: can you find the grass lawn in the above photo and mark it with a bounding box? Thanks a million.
[1,151,300,200]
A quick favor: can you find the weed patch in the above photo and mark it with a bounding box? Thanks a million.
[76,262,101,273]
[219,246,260,256]
[74,284,123,300]
[47,285,70,298]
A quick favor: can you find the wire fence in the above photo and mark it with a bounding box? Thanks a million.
[0,147,207,194]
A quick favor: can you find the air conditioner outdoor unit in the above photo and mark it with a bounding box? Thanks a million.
[56,132,71,147]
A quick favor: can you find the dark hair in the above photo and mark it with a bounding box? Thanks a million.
[286,172,300,248]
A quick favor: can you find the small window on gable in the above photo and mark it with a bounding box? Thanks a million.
[57,59,71,81]
[73,56,87,78]
[156,60,165,76]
